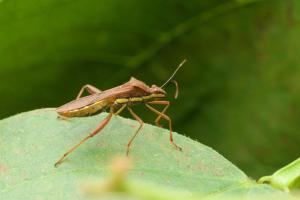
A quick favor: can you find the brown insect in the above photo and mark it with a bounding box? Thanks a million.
[54,60,186,167]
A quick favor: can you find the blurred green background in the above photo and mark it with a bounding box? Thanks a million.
[0,0,299,178]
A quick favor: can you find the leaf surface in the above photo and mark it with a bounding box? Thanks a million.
[0,109,292,199]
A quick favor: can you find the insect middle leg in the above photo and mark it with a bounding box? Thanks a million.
[126,107,144,156]
[145,103,182,151]
[76,84,102,99]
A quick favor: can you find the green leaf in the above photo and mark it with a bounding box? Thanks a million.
[0,109,293,199]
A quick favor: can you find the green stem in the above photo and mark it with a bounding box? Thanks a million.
[258,157,300,192]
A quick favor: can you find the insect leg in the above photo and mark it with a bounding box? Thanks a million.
[148,100,170,127]
[145,104,182,151]
[126,107,144,156]
[114,104,126,116]
[57,115,70,121]
[76,84,102,99]
[54,106,113,167]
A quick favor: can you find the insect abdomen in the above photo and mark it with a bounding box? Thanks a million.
[57,99,110,117]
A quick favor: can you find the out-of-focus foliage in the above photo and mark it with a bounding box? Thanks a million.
[0,0,299,177]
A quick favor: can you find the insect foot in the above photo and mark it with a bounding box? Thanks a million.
[57,115,70,121]
[173,143,182,151]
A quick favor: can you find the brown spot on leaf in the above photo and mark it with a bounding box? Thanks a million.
[0,163,8,173]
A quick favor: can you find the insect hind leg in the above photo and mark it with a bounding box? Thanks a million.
[57,115,70,121]
[54,106,114,167]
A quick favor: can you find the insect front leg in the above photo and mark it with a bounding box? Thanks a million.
[148,100,170,127]
[76,84,102,99]
[145,104,182,151]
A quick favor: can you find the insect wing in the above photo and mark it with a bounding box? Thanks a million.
[56,85,136,113]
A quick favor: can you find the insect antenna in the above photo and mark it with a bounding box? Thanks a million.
[160,59,186,98]
[160,59,186,89]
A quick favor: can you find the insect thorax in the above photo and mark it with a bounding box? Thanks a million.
[114,93,164,106]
